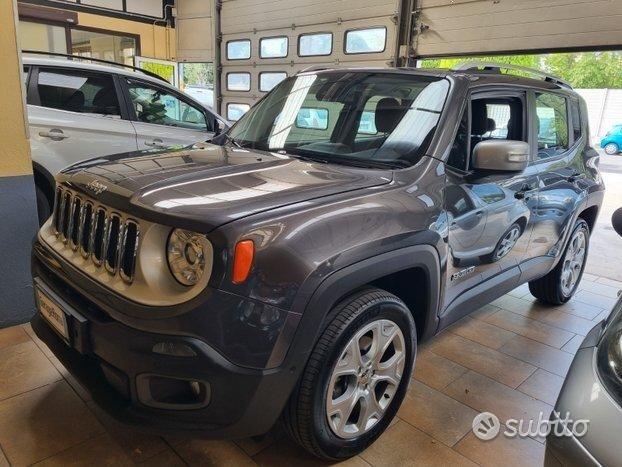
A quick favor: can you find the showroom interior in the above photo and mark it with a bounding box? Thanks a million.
[1,0,622,465]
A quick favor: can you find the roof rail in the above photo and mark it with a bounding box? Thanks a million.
[451,61,572,89]
[296,65,333,74]
[21,50,170,84]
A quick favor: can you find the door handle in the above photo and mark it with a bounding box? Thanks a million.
[144,138,167,148]
[39,129,68,141]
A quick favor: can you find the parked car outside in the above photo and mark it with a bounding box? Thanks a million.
[30,65,604,461]
[545,208,622,467]
[22,53,228,224]
[600,124,622,155]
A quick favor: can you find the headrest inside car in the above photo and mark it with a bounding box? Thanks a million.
[375,98,407,134]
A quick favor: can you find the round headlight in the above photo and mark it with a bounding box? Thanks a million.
[167,229,211,286]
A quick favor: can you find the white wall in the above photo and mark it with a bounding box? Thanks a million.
[576,89,622,144]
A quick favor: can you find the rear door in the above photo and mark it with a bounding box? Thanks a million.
[122,77,216,150]
[27,66,138,175]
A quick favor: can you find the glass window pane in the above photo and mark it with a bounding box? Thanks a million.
[19,21,68,54]
[70,29,136,66]
[227,40,251,60]
[345,28,387,54]
[227,103,250,121]
[571,99,582,142]
[81,0,123,10]
[126,0,163,17]
[127,79,209,131]
[299,33,332,56]
[181,63,214,107]
[37,68,120,115]
[296,108,328,130]
[227,73,251,91]
[260,36,288,58]
[536,93,569,159]
[259,72,287,92]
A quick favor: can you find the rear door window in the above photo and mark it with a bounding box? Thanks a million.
[535,92,569,159]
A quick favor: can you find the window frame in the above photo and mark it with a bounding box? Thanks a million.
[226,72,251,92]
[343,26,388,55]
[259,71,288,92]
[122,76,215,132]
[226,39,252,61]
[259,35,289,59]
[226,102,251,122]
[297,32,333,57]
[531,90,573,164]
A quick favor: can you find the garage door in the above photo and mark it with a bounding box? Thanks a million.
[219,0,400,121]
[176,0,214,62]
[415,0,622,58]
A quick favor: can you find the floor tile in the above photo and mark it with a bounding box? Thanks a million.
[360,421,476,466]
[0,381,104,465]
[398,380,478,447]
[443,371,553,426]
[32,433,133,466]
[508,283,531,299]
[517,368,565,405]
[413,349,469,391]
[429,333,536,388]
[561,334,585,354]
[447,316,517,350]
[595,276,622,289]
[173,438,256,466]
[0,341,62,401]
[136,448,187,466]
[507,307,596,337]
[469,304,503,321]
[551,300,605,321]
[0,325,30,350]
[235,425,284,456]
[578,280,620,298]
[483,309,574,348]
[574,290,618,310]
[593,309,612,322]
[253,437,369,466]
[0,449,8,467]
[454,428,546,467]
[499,336,574,377]
[583,273,599,282]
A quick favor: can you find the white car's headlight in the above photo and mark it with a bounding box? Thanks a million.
[167,229,211,286]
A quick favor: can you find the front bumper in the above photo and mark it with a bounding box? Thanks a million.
[30,240,303,438]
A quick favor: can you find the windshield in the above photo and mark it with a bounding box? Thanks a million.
[227,71,450,168]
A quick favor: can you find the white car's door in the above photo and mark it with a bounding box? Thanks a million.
[122,77,216,150]
[28,67,138,175]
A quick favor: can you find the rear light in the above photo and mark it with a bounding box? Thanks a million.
[232,240,254,284]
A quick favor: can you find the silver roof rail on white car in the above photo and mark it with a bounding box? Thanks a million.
[451,61,572,89]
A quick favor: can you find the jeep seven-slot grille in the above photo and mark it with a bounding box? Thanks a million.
[52,187,140,283]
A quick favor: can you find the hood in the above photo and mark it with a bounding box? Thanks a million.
[59,143,393,232]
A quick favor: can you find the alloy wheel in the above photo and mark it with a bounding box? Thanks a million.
[560,229,587,296]
[604,143,619,155]
[495,225,521,261]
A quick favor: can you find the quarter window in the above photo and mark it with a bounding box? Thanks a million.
[260,36,288,58]
[298,33,332,56]
[37,68,120,116]
[126,79,210,131]
[296,108,329,130]
[227,103,250,121]
[227,73,251,92]
[345,27,387,54]
[259,72,287,92]
[535,93,569,159]
[570,99,582,142]
[227,40,251,60]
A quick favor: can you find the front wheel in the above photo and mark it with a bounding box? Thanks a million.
[282,288,416,461]
[604,143,619,155]
[529,219,589,305]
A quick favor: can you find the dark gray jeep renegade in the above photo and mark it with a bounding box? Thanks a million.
[31,63,604,460]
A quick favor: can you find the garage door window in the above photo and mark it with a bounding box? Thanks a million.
[227,103,250,121]
[227,40,251,60]
[260,36,288,58]
[227,73,251,92]
[37,68,120,116]
[298,33,332,57]
[535,93,569,159]
[260,72,287,92]
[345,27,387,54]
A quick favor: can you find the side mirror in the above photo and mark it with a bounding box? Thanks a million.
[473,140,530,172]
[613,208,622,237]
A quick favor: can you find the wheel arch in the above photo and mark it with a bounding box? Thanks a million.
[32,162,55,204]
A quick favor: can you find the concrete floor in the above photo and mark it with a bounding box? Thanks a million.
[1,153,622,466]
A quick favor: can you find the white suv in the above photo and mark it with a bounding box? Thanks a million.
[22,53,227,223]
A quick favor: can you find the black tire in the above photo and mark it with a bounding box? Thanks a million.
[481,222,522,264]
[529,219,589,305]
[282,287,416,461]
[35,185,52,226]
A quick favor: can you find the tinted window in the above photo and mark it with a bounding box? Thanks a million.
[227,73,251,91]
[536,93,569,159]
[126,79,210,131]
[227,103,250,121]
[227,40,251,60]
[447,109,469,171]
[260,36,288,58]
[260,72,287,92]
[345,28,386,54]
[296,108,328,130]
[570,98,582,142]
[37,68,120,115]
[299,33,332,56]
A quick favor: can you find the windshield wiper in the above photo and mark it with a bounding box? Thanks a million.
[222,133,244,149]
[284,148,408,169]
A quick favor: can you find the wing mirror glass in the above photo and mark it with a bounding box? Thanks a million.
[613,208,622,237]
[472,140,530,172]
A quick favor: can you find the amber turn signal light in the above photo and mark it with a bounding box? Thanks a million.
[232,240,254,284]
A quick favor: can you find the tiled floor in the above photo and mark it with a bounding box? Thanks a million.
[0,273,619,466]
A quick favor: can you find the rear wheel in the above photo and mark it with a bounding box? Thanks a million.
[283,288,416,461]
[604,143,619,155]
[529,219,589,305]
